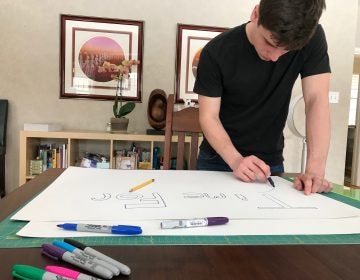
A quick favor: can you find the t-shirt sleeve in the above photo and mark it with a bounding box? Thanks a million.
[300,24,331,78]
[193,46,223,97]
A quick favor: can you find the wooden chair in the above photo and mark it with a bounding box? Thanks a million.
[0,100,8,198]
[163,94,202,170]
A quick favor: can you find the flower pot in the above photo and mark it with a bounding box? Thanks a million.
[110,117,129,133]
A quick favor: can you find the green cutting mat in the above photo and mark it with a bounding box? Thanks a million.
[1,187,360,248]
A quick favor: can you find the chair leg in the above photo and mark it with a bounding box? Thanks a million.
[0,154,5,198]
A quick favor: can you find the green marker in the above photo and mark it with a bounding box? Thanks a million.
[12,265,71,280]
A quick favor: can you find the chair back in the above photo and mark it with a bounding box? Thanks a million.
[0,99,8,198]
[0,100,8,154]
[163,94,202,170]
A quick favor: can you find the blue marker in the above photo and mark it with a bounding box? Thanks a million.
[53,240,120,276]
[57,223,142,235]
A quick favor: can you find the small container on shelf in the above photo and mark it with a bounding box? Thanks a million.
[29,158,43,175]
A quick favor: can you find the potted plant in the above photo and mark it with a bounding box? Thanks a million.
[99,59,139,132]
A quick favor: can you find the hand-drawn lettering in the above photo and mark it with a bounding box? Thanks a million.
[91,193,111,201]
[91,192,166,209]
[234,193,248,201]
[183,192,226,199]
[122,192,166,209]
[258,193,318,210]
[204,193,226,199]
[116,193,142,200]
[183,192,205,198]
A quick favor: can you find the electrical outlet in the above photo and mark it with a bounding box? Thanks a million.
[329,91,339,103]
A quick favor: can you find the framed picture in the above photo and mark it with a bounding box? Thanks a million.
[175,24,228,103]
[60,14,143,101]
[115,155,137,170]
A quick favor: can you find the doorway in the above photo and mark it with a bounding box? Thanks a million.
[345,54,360,187]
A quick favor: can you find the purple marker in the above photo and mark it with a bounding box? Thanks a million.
[41,244,113,279]
[160,217,229,229]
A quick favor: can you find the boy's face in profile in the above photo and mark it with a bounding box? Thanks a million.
[252,24,288,62]
[248,5,288,62]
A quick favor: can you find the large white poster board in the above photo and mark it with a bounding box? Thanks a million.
[12,167,360,237]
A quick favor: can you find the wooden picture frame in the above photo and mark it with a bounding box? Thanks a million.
[175,24,228,103]
[60,14,143,101]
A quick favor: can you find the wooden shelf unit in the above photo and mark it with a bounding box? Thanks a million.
[19,130,201,186]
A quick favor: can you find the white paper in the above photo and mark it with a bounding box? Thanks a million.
[17,217,360,237]
[11,167,360,237]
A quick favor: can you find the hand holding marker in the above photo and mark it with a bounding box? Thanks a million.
[268,177,275,188]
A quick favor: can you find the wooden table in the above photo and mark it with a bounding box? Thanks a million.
[1,169,360,280]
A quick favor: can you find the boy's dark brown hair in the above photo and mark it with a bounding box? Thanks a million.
[258,0,326,50]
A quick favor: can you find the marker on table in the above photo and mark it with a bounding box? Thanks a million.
[161,217,229,229]
[57,223,142,235]
[268,177,276,188]
[129,178,155,192]
[52,240,120,276]
[64,238,131,276]
[41,244,113,279]
[12,264,72,280]
[46,265,102,280]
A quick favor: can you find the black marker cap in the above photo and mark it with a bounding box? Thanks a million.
[64,238,87,250]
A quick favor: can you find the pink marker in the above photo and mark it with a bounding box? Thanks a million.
[45,266,101,280]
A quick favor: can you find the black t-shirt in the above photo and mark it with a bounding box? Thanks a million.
[193,23,331,166]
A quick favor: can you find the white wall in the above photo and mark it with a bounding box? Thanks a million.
[352,0,360,186]
[0,0,358,193]
[357,0,360,47]
[282,1,358,184]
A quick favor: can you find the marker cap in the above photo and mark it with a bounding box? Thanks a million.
[41,243,65,260]
[207,217,229,226]
[64,238,86,250]
[111,225,142,234]
[57,223,77,230]
[53,240,76,252]
[12,265,45,280]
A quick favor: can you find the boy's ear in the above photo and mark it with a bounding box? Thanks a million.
[250,5,260,22]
